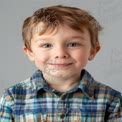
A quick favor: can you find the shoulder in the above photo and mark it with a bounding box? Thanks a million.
[1,70,43,103]
[84,70,121,101]
[1,70,43,102]
[83,69,121,99]
[1,77,35,103]
[93,80,122,107]
[0,77,33,114]
[94,80,121,97]
[8,77,32,90]
[93,81,122,117]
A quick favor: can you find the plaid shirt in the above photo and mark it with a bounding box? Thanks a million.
[0,69,122,122]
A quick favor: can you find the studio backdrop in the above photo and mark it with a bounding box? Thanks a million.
[0,0,122,97]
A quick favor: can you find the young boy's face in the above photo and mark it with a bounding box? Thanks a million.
[24,24,100,81]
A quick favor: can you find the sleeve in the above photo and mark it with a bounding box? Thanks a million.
[106,92,122,122]
[0,90,15,122]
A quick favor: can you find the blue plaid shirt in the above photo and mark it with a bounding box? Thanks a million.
[0,69,122,122]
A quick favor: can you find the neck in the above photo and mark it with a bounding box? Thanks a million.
[42,73,81,92]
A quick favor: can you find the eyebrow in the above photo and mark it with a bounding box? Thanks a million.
[69,36,86,40]
[34,37,52,42]
[35,35,86,42]
[64,35,87,42]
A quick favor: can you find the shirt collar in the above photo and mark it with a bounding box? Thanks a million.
[31,69,95,99]
[30,70,44,91]
[78,69,95,99]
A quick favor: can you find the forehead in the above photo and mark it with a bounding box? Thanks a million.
[30,24,92,51]
[32,23,90,40]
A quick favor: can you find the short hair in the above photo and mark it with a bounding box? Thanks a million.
[22,5,102,51]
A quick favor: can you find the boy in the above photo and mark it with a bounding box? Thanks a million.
[0,5,122,122]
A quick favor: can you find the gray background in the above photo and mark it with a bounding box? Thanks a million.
[0,0,122,97]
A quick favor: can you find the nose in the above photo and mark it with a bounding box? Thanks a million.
[54,46,69,59]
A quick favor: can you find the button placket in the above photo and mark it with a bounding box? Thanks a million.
[56,93,68,121]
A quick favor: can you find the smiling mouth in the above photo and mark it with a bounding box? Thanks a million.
[49,63,73,67]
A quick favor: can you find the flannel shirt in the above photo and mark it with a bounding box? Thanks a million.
[0,69,122,122]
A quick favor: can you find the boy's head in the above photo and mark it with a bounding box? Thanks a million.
[22,5,102,52]
[22,5,102,83]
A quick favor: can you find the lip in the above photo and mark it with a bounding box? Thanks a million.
[49,63,73,67]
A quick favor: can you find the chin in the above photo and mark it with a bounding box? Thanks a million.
[50,71,74,79]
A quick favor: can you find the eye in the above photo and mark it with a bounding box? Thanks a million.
[41,43,52,48]
[67,42,80,47]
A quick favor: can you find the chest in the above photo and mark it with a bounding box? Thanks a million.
[13,93,107,122]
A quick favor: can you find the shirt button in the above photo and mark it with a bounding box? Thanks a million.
[60,113,65,119]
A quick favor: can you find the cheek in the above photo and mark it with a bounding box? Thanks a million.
[33,52,49,68]
[73,50,90,68]
[74,50,89,61]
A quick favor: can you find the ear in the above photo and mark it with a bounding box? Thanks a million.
[88,45,101,61]
[23,46,35,62]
